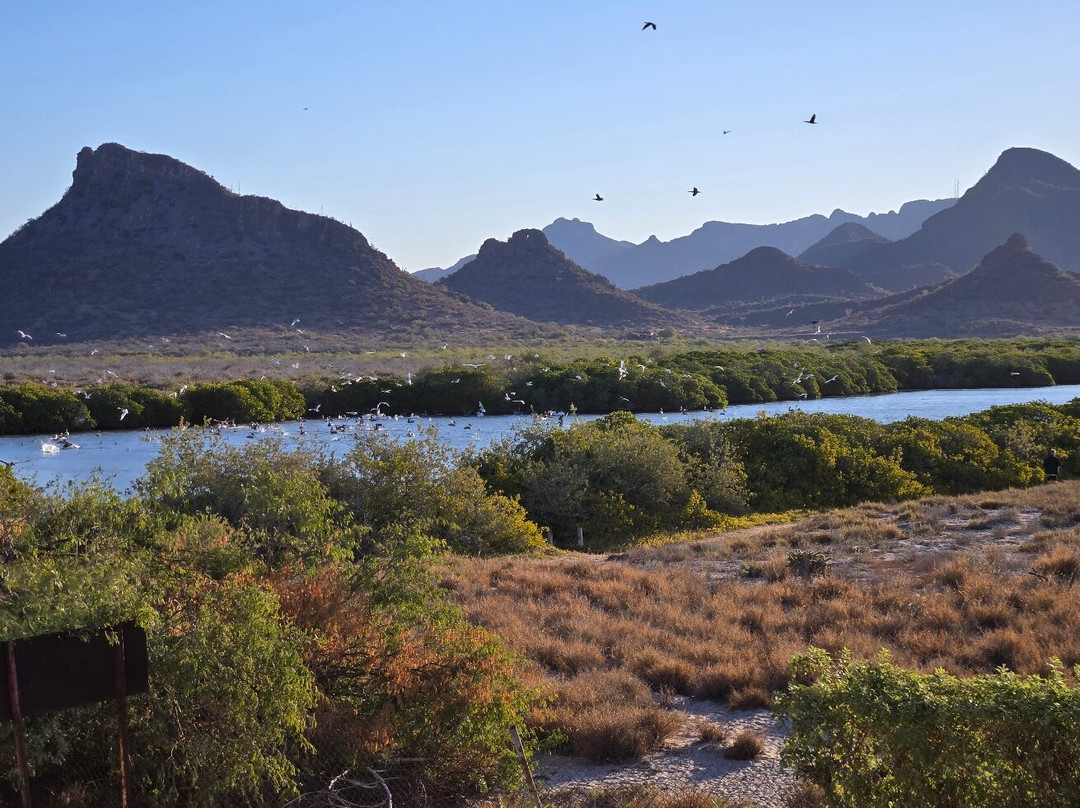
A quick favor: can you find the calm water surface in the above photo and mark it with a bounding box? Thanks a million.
[3,385,1080,492]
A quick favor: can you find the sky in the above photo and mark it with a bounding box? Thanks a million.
[3,1,1079,272]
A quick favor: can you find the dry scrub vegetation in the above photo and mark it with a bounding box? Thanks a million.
[439,481,1080,762]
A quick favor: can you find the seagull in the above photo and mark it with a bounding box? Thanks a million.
[862,336,872,344]
[594,194,603,201]
[56,332,68,338]
[723,130,732,135]
[118,407,129,421]
[642,21,657,30]
[218,332,233,340]
[290,318,300,327]
[805,114,817,124]
[1010,371,1021,376]
[16,330,31,340]
[689,187,700,196]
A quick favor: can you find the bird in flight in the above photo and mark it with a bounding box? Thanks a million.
[805,114,817,124]
[118,407,129,421]
[723,130,731,135]
[689,187,700,196]
[594,193,604,201]
[16,330,31,340]
[642,21,656,30]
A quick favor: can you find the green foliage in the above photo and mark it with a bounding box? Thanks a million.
[0,441,545,805]
[775,648,1080,808]
[476,413,724,546]
[137,575,316,807]
[183,379,305,424]
[0,383,89,434]
[321,429,546,555]
[82,383,184,429]
[724,413,927,512]
[138,430,349,565]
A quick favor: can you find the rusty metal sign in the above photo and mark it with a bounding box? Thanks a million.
[0,623,148,719]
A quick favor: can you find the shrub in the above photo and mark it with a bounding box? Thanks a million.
[724,729,765,760]
[775,648,1080,808]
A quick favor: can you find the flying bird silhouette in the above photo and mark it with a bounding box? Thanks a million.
[593,193,603,201]
[642,21,656,30]
[723,130,732,135]
[805,114,817,124]
[689,187,700,196]
[16,330,31,340]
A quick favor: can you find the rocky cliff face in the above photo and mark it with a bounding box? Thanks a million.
[0,144,533,344]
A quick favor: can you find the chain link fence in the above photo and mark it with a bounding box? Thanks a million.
[1,707,799,808]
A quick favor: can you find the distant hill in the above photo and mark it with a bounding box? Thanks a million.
[837,148,1080,291]
[634,246,879,312]
[437,229,688,328]
[0,143,538,346]
[541,217,636,268]
[799,222,892,268]
[413,217,634,283]
[835,234,1080,338]
[590,199,955,289]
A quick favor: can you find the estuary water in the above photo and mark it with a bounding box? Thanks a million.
[3,384,1080,492]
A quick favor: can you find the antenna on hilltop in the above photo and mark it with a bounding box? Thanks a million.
[954,179,960,199]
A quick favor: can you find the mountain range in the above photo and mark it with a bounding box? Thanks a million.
[415,200,955,288]
[2,142,1079,347]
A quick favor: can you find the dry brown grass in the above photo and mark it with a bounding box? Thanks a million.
[724,730,765,761]
[439,483,1080,752]
[546,669,683,763]
[693,718,728,744]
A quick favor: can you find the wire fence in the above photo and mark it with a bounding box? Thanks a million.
[1,708,799,808]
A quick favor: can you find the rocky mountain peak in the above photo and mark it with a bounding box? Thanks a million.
[976,147,1080,194]
[477,228,552,259]
[68,142,221,205]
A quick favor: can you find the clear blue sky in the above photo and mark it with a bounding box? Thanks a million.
[3,1,1078,271]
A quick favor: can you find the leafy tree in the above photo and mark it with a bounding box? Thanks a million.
[138,431,349,565]
[477,412,715,545]
[321,429,546,555]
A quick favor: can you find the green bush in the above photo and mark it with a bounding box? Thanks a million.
[0,383,90,434]
[775,648,1080,808]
